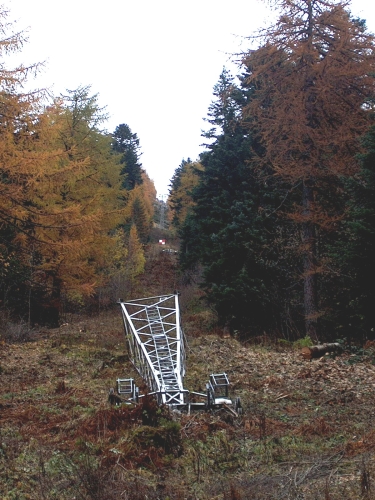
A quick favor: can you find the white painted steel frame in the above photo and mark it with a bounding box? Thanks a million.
[118,294,187,406]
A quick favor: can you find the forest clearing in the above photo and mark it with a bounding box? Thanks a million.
[2,281,375,499]
[1,249,375,499]
[2,0,375,497]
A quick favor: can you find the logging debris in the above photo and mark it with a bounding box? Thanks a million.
[301,343,342,360]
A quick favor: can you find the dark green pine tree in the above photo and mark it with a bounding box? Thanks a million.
[0,225,32,315]
[352,129,375,338]
[179,69,289,335]
[112,123,143,190]
[326,126,375,341]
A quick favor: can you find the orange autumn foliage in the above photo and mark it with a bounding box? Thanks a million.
[0,13,139,314]
[242,0,375,339]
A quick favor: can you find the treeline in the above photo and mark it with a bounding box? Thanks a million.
[169,0,375,342]
[0,10,156,325]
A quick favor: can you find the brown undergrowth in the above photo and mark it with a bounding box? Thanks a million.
[1,305,375,498]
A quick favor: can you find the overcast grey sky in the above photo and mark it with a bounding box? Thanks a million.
[4,0,375,196]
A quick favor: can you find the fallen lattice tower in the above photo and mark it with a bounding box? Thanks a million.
[115,292,241,413]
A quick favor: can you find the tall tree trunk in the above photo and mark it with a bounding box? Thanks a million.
[48,275,61,327]
[302,181,318,342]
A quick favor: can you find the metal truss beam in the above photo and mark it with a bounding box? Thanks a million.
[118,293,187,406]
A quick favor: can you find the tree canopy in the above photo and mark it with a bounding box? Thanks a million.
[112,123,144,190]
[175,0,375,341]
[2,1,375,342]
[0,9,156,324]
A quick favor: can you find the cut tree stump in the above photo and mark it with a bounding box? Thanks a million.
[301,343,342,360]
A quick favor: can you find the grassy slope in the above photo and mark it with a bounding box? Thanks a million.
[1,251,375,499]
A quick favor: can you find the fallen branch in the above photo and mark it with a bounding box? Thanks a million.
[223,403,238,417]
[301,343,342,360]
[275,393,290,401]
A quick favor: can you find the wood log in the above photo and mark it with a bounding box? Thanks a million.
[301,342,342,360]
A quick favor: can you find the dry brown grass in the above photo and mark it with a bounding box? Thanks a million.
[2,297,375,498]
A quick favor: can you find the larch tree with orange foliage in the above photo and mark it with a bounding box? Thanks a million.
[125,173,156,244]
[1,7,154,324]
[168,160,203,230]
[0,16,127,324]
[0,7,52,318]
[27,88,126,320]
[242,0,375,340]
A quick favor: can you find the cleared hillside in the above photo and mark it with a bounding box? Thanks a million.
[1,303,375,499]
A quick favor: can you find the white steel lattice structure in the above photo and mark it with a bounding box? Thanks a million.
[118,293,187,406]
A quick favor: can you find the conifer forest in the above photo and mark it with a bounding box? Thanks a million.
[2,1,375,499]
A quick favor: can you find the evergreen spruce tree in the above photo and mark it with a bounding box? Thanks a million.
[326,126,375,341]
[179,69,289,334]
[112,123,144,190]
